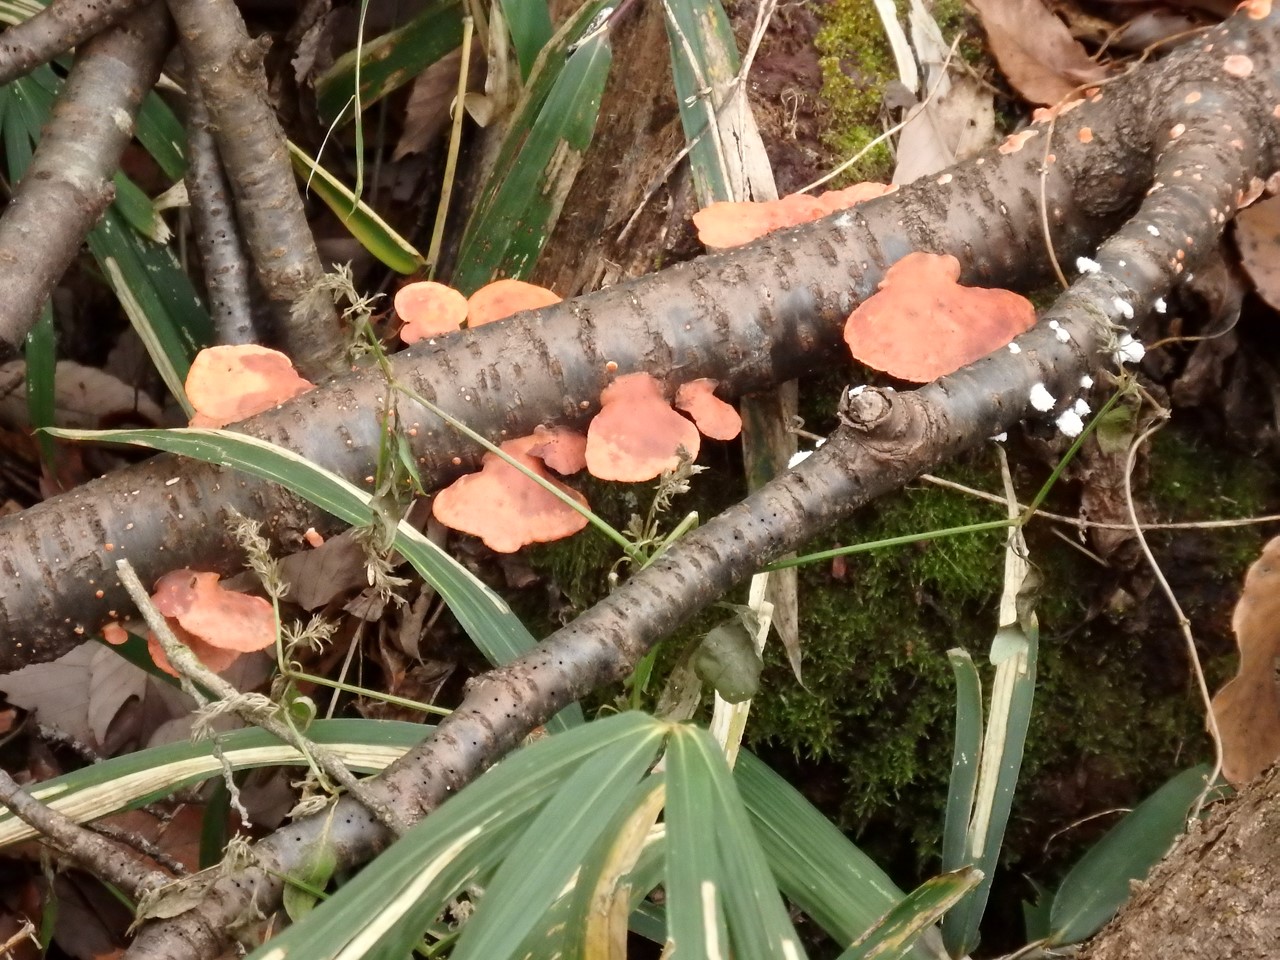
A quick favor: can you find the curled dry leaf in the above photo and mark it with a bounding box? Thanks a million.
[693,184,896,249]
[586,372,701,482]
[432,435,589,553]
[526,424,588,475]
[186,345,315,428]
[1233,194,1280,310]
[467,278,562,328]
[967,0,1108,105]
[395,281,469,342]
[675,379,742,440]
[1210,535,1280,785]
[844,252,1036,382]
[146,569,276,677]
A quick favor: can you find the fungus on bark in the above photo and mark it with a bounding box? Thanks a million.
[145,569,276,676]
[395,280,469,342]
[586,372,701,481]
[467,278,562,327]
[185,344,315,428]
[674,379,742,440]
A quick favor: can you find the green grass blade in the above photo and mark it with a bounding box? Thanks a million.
[840,868,982,960]
[941,649,982,874]
[242,713,661,960]
[736,751,947,958]
[135,90,187,181]
[450,3,612,293]
[499,0,551,80]
[0,719,430,849]
[450,728,665,959]
[1048,765,1226,945]
[112,172,170,242]
[662,0,740,203]
[314,0,465,126]
[668,729,807,960]
[43,426,583,731]
[288,142,425,274]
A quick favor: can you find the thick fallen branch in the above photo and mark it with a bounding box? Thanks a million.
[0,4,169,358]
[123,9,1280,957]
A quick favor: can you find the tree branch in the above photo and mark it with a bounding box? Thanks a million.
[0,0,153,86]
[0,4,170,357]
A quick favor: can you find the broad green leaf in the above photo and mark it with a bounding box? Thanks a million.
[283,833,339,921]
[841,868,981,960]
[0,719,430,849]
[314,0,465,126]
[288,142,425,274]
[668,729,806,960]
[735,751,947,958]
[45,426,583,731]
[941,649,982,874]
[499,0,552,80]
[242,713,663,960]
[450,728,665,958]
[113,172,170,243]
[1048,765,1225,945]
[694,619,761,703]
[450,1,613,293]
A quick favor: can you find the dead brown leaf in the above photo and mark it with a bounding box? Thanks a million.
[1234,194,1280,309]
[1210,535,1280,784]
[968,0,1108,105]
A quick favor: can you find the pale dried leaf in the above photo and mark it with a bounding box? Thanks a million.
[1234,194,1280,310]
[968,0,1108,105]
[0,360,164,432]
[0,645,147,747]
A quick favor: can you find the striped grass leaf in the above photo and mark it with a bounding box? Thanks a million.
[314,0,465,126]
[43,426,582,731]
[941,649,982,875]
[666,727,806,960]
[0,719,429,849]
[498,0,552,80]
[840,869,982,960]
[288,142,425,274]
[449,0,613,293]
[242,712,662,960]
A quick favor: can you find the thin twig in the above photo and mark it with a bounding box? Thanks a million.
[114,559,410,836]
[0,0,152,85]
[0,767,168,899]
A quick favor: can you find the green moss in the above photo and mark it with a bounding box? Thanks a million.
[815,0,898,181]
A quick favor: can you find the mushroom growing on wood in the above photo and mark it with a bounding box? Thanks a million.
[395,280,469,342]
[185,345,315,428]
[146,569,276,676]
[675,379,742,441]
[467,278,562,327]
[586,372,701,482]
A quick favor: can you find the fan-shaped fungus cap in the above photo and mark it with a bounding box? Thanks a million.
[395,280,469,342]
[146,569,276,675]
[432,436,590,553]
[467,279,562,328]
[586,372,701,481]
[185,345,315,428]
[693,184,892,249]
[675,379,742,441]
[527,424,588,475]
[844,252,1036,383]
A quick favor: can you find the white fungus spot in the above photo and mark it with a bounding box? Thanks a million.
[1056,409,1085,437]
[1080,374,1095,389]
[1113,333,1146,365]
[1030,383,1056,412]
[835,212,853,227]
[1076,256,1101,274]
[1147,224,1161,237]
[1113,297,1135,320]
[991,432,1008,442]
[788,450,813,468]
[1007,342,1022,354]
[1154,297,1167,314]
[848,384,866,398]
[1073,398,1091,416]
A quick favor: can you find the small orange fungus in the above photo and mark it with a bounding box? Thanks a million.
[675,379,742,441]
[186,345,314,428]
[586,372,700,481]
[693,183,895,249]
[527,424,588,475]
[844,252,1037,383]
[432,436,589,553]
[146,569,276,676]
[467,279,562,328]
[395,281,469,342]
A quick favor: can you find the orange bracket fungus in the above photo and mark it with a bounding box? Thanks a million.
[186,344,315,428]
[674,379,742,441]
[395,280,469,342]
[466,278,562,328]
[526,424,588,475]
[844,252,1037,383]
[693,183,896,250]
[432,435,589,553]
[586,372,701,482]
[146,568,276,676]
